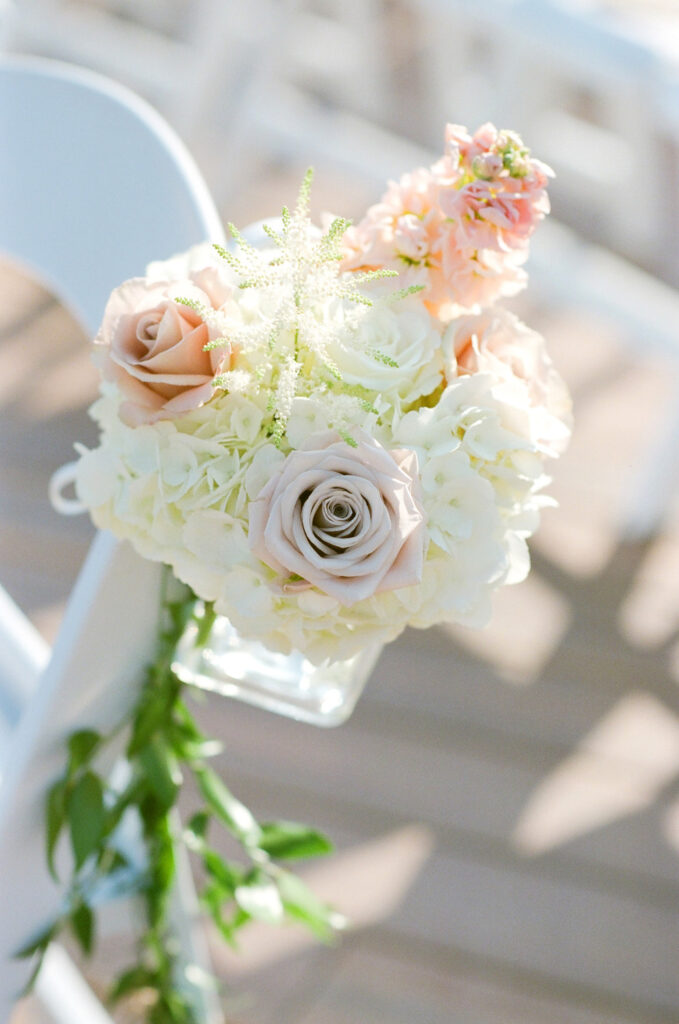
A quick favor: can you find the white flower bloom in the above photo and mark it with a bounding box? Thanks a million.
[325,302,443,402]
[73,445,121,508]
[443,308,572,455]
[285,397,330,448]
[183,510,250,571]
[421,450,497,551]
[245,445,286,499]
[228,397,265,445]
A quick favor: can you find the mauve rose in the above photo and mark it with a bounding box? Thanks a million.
[96,277,232,426]
[248,431,425,605]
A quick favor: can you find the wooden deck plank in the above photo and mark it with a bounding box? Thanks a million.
[186,759,679,1015]
[292,944,668,1024]
[189,687,679,894]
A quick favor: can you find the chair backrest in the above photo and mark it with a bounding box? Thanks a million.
[0,54,224,334]
[0,56,224,1013]
[0,583,49,737]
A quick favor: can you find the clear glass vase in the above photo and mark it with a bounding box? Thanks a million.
[173,614,383,727]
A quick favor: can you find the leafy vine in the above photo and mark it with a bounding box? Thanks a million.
[17,574,338,1022]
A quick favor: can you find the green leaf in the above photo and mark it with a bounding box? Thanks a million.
[70,902,94,956]
[109,965,158,1003]
[67,729,101,774]
[201,897,241,949]
[176,737,224,761]
[277,870,338,942]
[18,947,48,998]
[45,779,67,880]
[196,768,262,847]
[14,921,57,960]
[139,740,181,810]
[108,849,130,871]
[185,810,209,842]
[172,701,203,739]
[258,821,333,861]
[128,698,166,756]
[66,771,105,870]
[105,776,144,835]
[203,849,243,895]
[234,876,284,923]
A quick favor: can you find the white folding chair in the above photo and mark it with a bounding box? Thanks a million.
[0,56,225,1022]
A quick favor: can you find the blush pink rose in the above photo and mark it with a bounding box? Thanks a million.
[96,277,233,426]
[248,431,425,605]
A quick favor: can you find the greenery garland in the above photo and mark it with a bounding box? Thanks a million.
[17,571,338,1022]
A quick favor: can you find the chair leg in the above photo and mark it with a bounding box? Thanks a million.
[36,944,116,1024]
[0,584,49,729]
[169,818,224,1024]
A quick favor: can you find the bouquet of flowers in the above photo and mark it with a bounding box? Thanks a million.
[71,123,571,666]
[33,123,571,1020]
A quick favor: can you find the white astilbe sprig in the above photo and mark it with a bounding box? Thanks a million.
[207,170,400,444]
[270,355,301,447]
[212,368,252,394]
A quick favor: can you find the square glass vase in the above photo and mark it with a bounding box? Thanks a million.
[173,613,383,727]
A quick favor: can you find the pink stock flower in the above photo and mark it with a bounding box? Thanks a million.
[341,169,440,272]
[436,242,528,312]
[341,123,552,316]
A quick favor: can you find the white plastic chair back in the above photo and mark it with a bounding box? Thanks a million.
[0,55,223,334]
[0,56,224,1017]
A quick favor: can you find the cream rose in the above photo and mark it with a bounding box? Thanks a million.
[96,277,233,426]
[248,431,425,605]
[326,302,443,403]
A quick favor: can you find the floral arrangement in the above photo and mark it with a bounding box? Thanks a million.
[71,123,571,666]
[31,123,571,1020]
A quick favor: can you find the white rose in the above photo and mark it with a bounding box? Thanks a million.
[327,303,442,402]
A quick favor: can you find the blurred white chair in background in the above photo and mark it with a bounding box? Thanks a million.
[0,56,224,1023]
[415,0,679,280]
[2,0,400,202]
[414,0,679,536]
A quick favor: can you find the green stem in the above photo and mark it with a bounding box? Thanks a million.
[194,601,217,649]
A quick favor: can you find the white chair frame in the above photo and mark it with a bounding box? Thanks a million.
[0,56,225,1023]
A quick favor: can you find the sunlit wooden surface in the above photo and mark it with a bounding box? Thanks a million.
[3,164,679,1023]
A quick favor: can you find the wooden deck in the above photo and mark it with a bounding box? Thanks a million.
[3,169,679,1023]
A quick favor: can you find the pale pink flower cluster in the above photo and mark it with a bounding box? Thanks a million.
[342,123,552,317]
